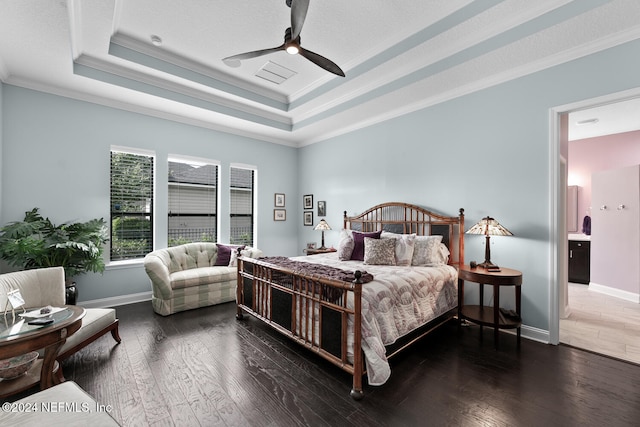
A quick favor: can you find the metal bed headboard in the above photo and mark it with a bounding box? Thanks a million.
[343,202,465,267]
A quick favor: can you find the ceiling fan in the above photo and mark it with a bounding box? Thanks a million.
[222,0,345,77]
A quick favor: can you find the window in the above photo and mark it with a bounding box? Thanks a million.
[230,166,255,246]
[110,148,154,261]
[168,157,218,246]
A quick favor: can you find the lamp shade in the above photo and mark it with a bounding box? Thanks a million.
[466,217,513,236]
[465,216,512,268]
[314,219,332,231]
[314,219,331,250]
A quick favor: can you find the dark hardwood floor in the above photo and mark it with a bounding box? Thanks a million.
[8,301,640,426]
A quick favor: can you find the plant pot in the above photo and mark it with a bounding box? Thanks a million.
[65,282,78,305]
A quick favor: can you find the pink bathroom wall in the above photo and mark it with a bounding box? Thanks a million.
[590,165,640,294]
[568,130,640,230]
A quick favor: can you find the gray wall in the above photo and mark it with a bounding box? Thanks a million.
[298,38,640,333]
[2,38,640,336]
[0,86,299,301]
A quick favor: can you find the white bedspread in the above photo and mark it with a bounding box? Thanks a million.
[291,253,458,386]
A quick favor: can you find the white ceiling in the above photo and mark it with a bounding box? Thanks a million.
[1,0,640,147]
[568,96,640,141]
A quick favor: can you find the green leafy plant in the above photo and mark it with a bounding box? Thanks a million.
[0,208,109,280]
[230,232,252,246]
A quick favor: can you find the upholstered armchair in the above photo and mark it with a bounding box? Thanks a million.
[0,266,121,362]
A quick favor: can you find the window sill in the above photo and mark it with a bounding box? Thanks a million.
[106,259,144,270]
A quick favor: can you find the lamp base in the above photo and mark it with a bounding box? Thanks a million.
[479,235,497,269]
[318,231,326,250]
[477,261,497,269]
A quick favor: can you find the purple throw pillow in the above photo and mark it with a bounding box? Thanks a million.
[350,230,382,261]
[215,244,244,266]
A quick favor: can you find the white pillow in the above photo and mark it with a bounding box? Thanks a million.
[381,232,416,266]
[229,246,263,267]
[363,237,396,265]
[337,229,355,260]
[436,243,450,265]
[411,235,445,266]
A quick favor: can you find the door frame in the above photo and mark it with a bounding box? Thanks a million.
[549,87,640,345]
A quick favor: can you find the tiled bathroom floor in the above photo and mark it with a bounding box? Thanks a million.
[560,282,640,365]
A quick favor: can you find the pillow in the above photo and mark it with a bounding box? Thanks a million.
[363,237,396,265]
[411,235,444,266]
[215,243,244,266]
[337,229,355,260]
[228,246,263,267]
[351,230,382,261]
[436,243,450,265]
[228,250,239,267]
[381,232,416,266]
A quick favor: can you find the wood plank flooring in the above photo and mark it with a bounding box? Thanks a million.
[5,300,640,426]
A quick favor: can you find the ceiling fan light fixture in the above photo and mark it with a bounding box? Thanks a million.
[223,58,241,68]
[221,1,345,77]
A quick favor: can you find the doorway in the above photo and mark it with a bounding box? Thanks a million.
[551,88,640,363]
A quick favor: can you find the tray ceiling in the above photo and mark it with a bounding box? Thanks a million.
[1,0,640,146]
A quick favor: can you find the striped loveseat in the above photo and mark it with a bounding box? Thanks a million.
[144,242,262,316]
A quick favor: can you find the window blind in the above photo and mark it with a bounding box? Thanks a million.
[110,150,154,260]
[168,159,218,246]
[230,167,254,246]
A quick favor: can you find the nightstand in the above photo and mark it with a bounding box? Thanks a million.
[304,247,337,255]
[458,265,523,348]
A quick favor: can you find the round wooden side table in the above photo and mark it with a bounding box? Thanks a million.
[0,305,85,398]
[458,265,523,348]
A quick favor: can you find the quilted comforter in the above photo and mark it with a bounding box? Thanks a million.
[290,252,458,386]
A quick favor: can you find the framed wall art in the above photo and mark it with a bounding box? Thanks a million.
[274,193,285,207]
[274,209,286,221]
[317,200,326,217]
[303,194,313,210]
[303,211,314,226]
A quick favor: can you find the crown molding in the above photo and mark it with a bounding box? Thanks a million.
[75,53,294,131]
[0,60,8,82]
[67,0,83,60]
[110,32,291,107]
[298,26,640,146]
[3,74,299,148]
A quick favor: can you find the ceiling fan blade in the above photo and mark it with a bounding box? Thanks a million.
[223,45,285,67]
[290,0,310,41]
[299,47,345,77]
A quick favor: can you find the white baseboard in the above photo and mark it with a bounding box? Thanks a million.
[521,325,550,344]
[81,293,558,346]
[589,282,640,303]
[500,324,550,344]
[470,321,550,344]
[78,291,152,309]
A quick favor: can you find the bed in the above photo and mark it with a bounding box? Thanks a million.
[236,202,465,399]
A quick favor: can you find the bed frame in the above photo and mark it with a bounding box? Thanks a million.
[236,202,464,399]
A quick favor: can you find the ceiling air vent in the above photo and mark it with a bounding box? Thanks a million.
[255,61,296,84]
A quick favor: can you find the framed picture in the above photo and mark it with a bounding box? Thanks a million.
[304,211,314,226]
[317,200,326,217]
[274,209,286,221]
[306,242,316,250]
[303,194,313,210]
[274,193,285,207]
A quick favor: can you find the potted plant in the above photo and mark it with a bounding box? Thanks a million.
[0,208,109,304]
